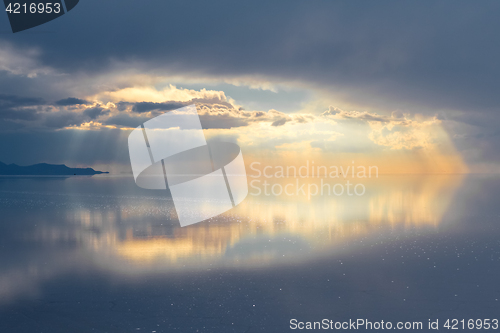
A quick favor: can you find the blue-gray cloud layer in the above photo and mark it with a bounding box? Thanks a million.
[1,1,500,169]
[1,1,499,111]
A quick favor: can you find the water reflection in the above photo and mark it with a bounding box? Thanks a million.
[0,175,464,304]
[27,175,463,272]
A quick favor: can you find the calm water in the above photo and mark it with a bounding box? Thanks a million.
[0,175,499,332]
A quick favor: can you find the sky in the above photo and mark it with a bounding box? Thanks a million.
[0,0,499,174]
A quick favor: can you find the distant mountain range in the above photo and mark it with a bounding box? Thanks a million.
[0,162,108,175]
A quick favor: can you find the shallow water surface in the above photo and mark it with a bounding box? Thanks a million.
[0,175,499,332]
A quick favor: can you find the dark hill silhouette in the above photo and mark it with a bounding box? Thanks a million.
[0,162,108,175]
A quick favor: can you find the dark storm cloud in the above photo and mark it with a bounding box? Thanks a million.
[1,0,500,169]
[198,114,249,129]
[0,94,44,108]
[54,97,91,106]
[3,0,500,115]
[132,102,185,113]
[0,94,43,121]
[0,92,293,131]
[0,94,107,128]
[83,106,105,119]
[104,101,296,129]
[115,102,130,112]
[0,108,39,121]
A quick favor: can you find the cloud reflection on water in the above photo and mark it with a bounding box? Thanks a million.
[0,175,462,304]
[66,175,463,271]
